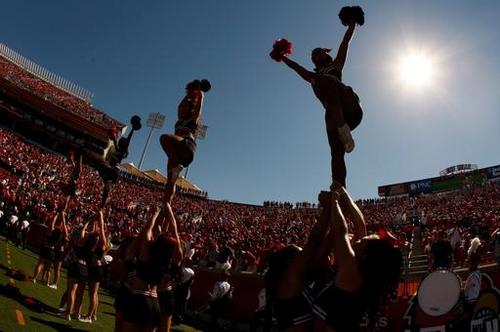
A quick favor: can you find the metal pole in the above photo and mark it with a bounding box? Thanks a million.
[138,125,155,170]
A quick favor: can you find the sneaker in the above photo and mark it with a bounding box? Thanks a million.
[32,279,37,284]
[66,315,71,321]
[57,307,66,313]
[78,316,92,323]
[337,124,355,153]
[48,284,58,290]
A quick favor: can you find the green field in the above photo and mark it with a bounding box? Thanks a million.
[0,236,201,332]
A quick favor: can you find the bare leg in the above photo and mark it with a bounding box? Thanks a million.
[88,281,100,319]
[66,279,78,318]
[42,262,51,285]
[74,281,86,318]
[59,289,68,309]
[160,134,184,204]
[327,129,347,187]
[159,314,172,332]
[52,261,63,286]
[32,257,44,282]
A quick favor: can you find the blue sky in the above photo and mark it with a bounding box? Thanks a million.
[1,1,499,204]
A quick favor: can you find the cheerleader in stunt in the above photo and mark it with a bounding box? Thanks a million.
[160,79,211,204]
[271,6,364,187]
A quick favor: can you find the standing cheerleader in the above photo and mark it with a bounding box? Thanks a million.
[83,210,109,323]
[48,209,69,289]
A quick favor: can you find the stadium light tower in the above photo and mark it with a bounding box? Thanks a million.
[138,112,165,170]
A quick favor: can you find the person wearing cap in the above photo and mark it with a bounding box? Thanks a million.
[276,21,363,187]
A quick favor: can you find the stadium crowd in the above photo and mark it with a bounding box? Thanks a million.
[0,55,120,129]
[1,127,500,273]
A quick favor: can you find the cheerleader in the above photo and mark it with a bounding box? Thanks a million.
[271,7,365,187]
[32,211,61,285]
[158,203,183,332]
[64,213,102,321]
[114,204,181,332]
[99,116,142,208]
[83,210,109,322]
[160,79,211,204]
[48,209,70,289]
[311,185,402,331]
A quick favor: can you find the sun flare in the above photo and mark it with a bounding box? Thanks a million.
[397,52,435,90]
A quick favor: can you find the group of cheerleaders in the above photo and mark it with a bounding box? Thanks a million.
[29,6,402,332]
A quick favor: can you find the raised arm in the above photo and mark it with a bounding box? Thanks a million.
[60,210,69,238]
[277,192,331,298]
[143,206,162,242]
[332,182,367,241]
[79,221,90,243]
[48,212,58,231]
[163,202,183,264]
[98,210,108,249]
[332,23,356,71]
[330,191,361,291]
[282,57,314,83]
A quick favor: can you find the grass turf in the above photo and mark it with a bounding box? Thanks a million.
[0,236,201,332]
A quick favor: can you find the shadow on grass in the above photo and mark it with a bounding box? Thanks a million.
[0,283,57,314]
[102,311,115,317]
[30,316,88,332]
[99,299,114,306]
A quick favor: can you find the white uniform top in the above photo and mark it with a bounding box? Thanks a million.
[20,219,30,230]
[211,281,231,300]
[9,215,18,225]
[181,267,195,284]
[464,270,482,303]
[256,288,266,312]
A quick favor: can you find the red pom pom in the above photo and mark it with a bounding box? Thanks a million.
[378,228,398,246]
[270,38,293,62]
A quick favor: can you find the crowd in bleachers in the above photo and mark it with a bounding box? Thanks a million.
[1,127,500,274]
[0,55,121,129]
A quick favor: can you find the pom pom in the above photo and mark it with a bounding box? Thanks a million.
[339,6,365,26]
[186,79,212,92]
[378,228,398,246]
[131,115,142,131]
[351,6,365,26]
[200,79,211,92]
[270,38,292,62]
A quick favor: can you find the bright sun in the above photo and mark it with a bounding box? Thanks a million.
[397,53,435,90]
